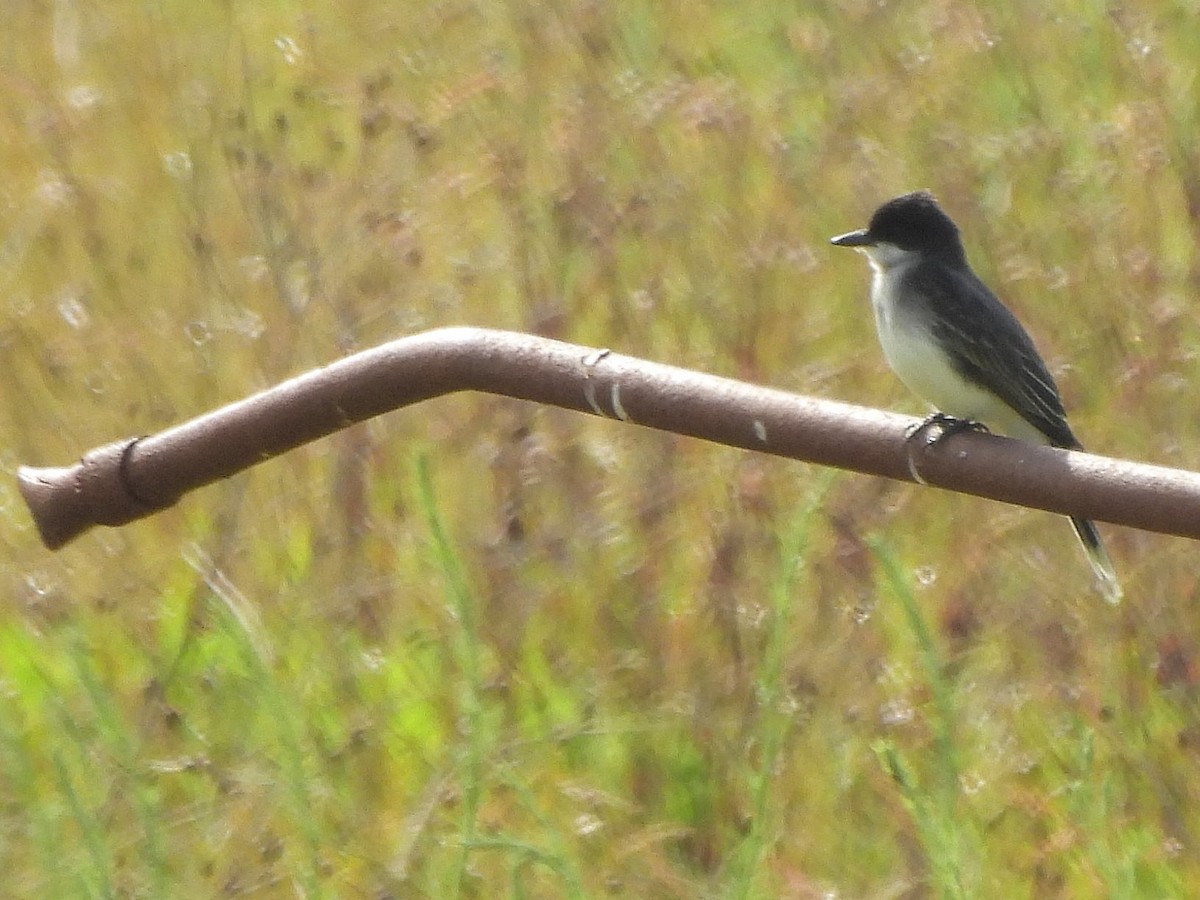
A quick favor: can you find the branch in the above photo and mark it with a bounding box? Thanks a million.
[16,326,1200,550]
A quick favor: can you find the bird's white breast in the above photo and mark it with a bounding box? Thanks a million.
[864,248,1044,442]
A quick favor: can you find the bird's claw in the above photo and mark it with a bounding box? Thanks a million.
[905,412,990,447]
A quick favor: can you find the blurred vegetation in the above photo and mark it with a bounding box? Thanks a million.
[2,0,1199,896]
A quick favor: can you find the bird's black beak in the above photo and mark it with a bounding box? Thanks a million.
[829,229,873,247]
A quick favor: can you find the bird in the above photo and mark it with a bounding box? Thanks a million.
[830,190,1121,603]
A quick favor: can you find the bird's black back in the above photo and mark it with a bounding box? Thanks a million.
[906,257,1079,449]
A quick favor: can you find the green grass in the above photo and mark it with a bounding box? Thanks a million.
[3,0,1200,896]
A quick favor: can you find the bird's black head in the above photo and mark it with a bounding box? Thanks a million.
[831,191,967,264]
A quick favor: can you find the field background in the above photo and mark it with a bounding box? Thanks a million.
[3,1,1200,897]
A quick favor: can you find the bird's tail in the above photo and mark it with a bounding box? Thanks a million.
[1069,516,1122,604]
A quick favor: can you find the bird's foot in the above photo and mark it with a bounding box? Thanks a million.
[904,413,988,485]
[905,412,990,447]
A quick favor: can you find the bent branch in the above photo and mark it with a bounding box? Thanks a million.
[17,326,1200,549]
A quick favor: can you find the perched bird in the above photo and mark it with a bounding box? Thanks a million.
[830,191,1120,602]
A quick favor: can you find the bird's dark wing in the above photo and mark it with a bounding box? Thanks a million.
[909,259,1079,449]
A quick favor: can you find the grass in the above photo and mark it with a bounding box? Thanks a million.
[3,0,1200,896]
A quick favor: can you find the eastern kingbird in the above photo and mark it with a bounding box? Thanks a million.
[830,191,1121,602]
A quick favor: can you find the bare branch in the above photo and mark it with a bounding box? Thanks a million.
[16,326,1200,549]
